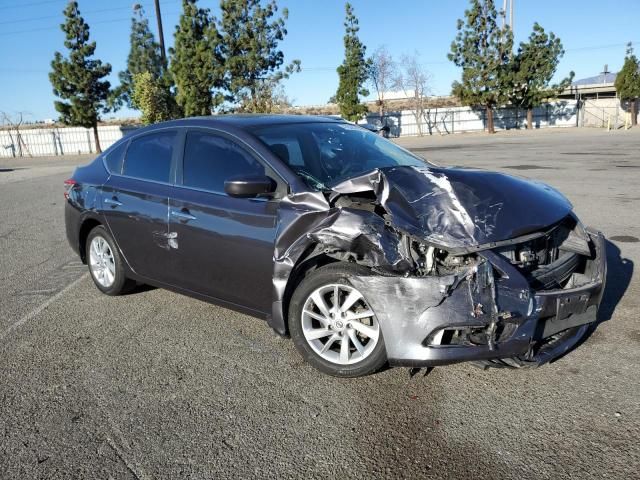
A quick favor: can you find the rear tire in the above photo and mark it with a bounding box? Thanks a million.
[288,263,387,377]
[86,225,135,296]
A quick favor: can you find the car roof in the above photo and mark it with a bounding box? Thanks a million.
[136,114,347,133]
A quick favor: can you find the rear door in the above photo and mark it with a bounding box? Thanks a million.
[101,129,178,283]
[167,129,283,314]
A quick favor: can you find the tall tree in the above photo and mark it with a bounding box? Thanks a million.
[510,23,573,128]
[448,0,513,133]
[218,0,300,112]
[117,4,166,108]
[335,2,370,122]
[169,0,222,116]
[49,1,111,152]
[615,43,640,126]
[369,46,395,119]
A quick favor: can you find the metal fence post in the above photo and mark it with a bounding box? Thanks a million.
[86,130,92,154]
[546,104,549,124]
[51,131,58,156]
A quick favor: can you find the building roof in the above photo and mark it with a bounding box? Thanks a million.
[572,72,617,86]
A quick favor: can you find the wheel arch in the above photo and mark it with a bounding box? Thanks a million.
[78,217,103,264]
[280,245,374,335]
[286,260,386,377]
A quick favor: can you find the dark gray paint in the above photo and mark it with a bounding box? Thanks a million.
[65,115,608,368]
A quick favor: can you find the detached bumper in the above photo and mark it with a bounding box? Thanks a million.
[349,228,606,368]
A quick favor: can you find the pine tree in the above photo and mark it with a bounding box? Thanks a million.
[169,0,222,116]
[511,23,573,129]
[49,1,111,152]
[335,3,370,122]
[448,0,512,133]
[117,4,166,108]
[615,43,640,126]
[218,0,300,112]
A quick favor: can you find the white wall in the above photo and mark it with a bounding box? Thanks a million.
[0,125,138,158]
[0,100,588,158]
[365,100,579,137]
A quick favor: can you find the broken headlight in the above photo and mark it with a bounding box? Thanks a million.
[412,241,476,276]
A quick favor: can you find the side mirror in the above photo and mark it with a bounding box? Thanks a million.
[224,174,277,198]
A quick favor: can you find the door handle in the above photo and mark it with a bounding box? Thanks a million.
[171,209,197,221]
[104,197,123,207]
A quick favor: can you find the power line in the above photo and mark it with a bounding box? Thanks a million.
[565,41,638,52]
[0,0,62,11]
[0,0,178,26]
[0,8,182,37]
[0,5,140,27]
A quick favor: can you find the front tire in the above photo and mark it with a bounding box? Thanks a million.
[288,263,387,377]
[86,225,135,296]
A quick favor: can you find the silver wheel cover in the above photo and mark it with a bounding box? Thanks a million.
[301,283,380,365]
[89,235,116,288]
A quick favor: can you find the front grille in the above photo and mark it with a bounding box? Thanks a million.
[494,216,589,291]
[527,252,581,290]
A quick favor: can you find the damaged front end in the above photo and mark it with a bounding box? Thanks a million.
[270,165,606,369]
[350,221,605,368]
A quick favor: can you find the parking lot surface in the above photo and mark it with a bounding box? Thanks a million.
[1,127,638,479]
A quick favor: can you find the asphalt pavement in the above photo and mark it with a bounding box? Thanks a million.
[1,127,638,479]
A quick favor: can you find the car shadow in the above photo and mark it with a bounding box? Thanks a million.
[124,283,157,295]
[597,240,633,324]
[551,239,633,362]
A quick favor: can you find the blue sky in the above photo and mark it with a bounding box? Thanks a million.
[0,0,638,121]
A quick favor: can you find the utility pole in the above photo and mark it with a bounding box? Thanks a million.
[510,0,514,37]
[601,64,610,84]
[502,0,514,36]
[154,0,167,68]
[502,0,507,29]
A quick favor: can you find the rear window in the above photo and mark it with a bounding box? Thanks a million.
[104,140,127,174]
[122,131,176,183]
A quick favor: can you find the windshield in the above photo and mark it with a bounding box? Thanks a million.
[253,122,428,191]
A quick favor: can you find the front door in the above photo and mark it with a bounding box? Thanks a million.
[167,130,281,314]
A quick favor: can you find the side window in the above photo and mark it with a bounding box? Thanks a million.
[122,131,176,183]
[183,131,266,193]
[104,140,128,174]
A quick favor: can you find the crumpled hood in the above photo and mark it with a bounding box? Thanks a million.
[330,165,573,251]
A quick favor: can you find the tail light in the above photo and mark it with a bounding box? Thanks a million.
[64,178,77,200]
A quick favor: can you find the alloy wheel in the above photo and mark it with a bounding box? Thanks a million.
[89,235,116,288]
[301,283,380,365]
